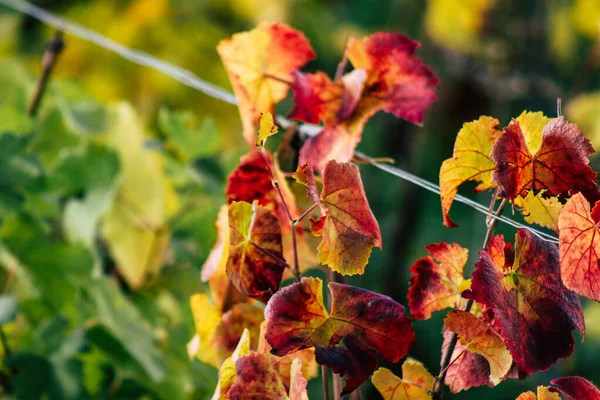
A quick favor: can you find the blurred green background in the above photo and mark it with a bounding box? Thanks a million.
[2,0,600,399]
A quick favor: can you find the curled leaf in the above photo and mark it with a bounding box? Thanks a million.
[408,242,468,320]
[256,112,278,147]
[439,116,502,227]
[550,376,600,400]
[441,328,492,393]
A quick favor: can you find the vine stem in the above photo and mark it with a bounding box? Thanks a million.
[28,30,64,117]
[260,147,301,280]
[327,268,344,399]
[321,365,331,400]
[432,197,509,399]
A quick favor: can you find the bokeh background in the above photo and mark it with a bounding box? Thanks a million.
[2,0,600,399]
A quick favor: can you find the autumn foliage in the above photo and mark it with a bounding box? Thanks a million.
[189,20,600,400]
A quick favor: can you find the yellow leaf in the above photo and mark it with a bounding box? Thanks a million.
[189,294,222,367]
[516,386,560,400]
[572,0,600,39]
[566,92,600,150]
[512,111,551,156]
[256,112,279,147]
[514,190,563,231]
[372,359,434,400]
[425,0,495,53]
[99,103,179,288]
[439,116,502,227]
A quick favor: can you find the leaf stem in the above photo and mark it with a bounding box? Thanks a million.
[260,148,301,278]
[28,30,64,117]
[293,202,319,225]
[432,197,508,399]
[321,365,331,400]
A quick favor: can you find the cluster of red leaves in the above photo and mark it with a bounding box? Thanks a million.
[440,113,600,229]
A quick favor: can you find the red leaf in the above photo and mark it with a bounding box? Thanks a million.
[289,71,344,125]
[558,193,600,301]
[550,376,600,400]
[442,328,492,394]
[313,160,382,275]
[408,242,468,320]
[293,162,319,203]
[315,336,378,396]
[227,201,284,303]
[463,230,585,376]
[264,277,414,394]
[491,116,600,203]
[298,32,438,171]
[227,352,288,399]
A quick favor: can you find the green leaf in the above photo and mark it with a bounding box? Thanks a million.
[159,108,219,160]
[0,295,17,324]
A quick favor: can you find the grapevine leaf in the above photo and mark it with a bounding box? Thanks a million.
[227,201,285,302]
[213,303,264,357]
[558,193,600,301]
[189,294,223,367]
[227,352,288,400]
[289,71,345,125]
[257,321,319,387]
[371,359,434,400]
[212,329,251,400]
[491,114,600,203]
[441,328,492,393]
[463,230,585,376]
[265,277,414,393]
[345,32,439,125]
[256,112,278,147]
[550,376,600,400]
[299,32,438,171]
[444,310,512,385]
[314,160,382,275]
[293,162,319,203]
[226,151,317,272]
[516,386,560,400]
[408,242,468,320]
[217,22,315,146]
[439,116,502,227]
[514,190,563,231]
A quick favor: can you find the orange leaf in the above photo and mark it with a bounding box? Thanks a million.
[217,22,315,146]
[227,352,288,399]
[558,192,600,301]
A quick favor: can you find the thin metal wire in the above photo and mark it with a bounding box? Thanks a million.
[0,0,561,244]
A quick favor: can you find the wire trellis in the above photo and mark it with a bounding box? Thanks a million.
[0,0,560,244]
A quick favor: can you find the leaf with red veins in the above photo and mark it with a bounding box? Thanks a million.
[444,310,512,385]
[408,242,469,320]
[463,229,585,376]
[442,328,492,394]
[558,193,600,301]
[264,277,414,362]
[227,351,288,400]
[550,376,600,400]
[346,32,439,125]
[314,160,382,275]
[227,201,285,303]
[491,116,600,203]
[217,22,315,146]
[213,303,264,357]
[293,162,319,203]
[315,336,379,396]
[299,123,359,172]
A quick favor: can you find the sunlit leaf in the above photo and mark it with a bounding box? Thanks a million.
[439,116,502,227]
[441,328,492,393]
[217,22,315,146]
[464,230,585,376]
[256,112,278,147]
[513,190,563,231]
[408,242,468,320]
[227,351,288,399]
[212,329,251,400]
[372,359,434,400]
